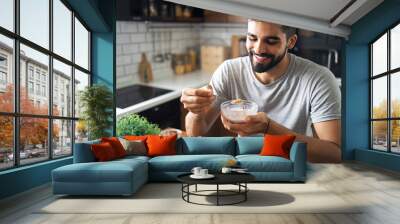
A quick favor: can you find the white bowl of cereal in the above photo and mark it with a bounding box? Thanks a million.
[220,99,258,123]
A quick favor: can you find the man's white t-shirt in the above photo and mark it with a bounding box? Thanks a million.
[210,53,341,136]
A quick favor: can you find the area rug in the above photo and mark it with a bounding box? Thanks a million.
[37,183,362,214]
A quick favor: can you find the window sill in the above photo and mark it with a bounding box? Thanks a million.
[0,156,72,176]
[355,148,400,172]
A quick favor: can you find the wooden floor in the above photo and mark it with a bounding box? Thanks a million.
[1,162,400,224]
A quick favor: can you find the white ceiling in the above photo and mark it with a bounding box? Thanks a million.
[226,0,352,22]
[167,0,384,38]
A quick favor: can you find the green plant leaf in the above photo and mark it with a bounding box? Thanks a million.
[117,114,161,136]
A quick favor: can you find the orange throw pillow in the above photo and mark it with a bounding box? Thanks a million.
[260,134,296,159]
[91,142,117,161]
[124,135,148,141]
[146,134,177,157]
[101,137,127,158]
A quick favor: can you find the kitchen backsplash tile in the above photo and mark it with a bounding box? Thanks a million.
[116,21,246,89]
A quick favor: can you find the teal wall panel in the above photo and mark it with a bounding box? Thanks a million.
[355,148,400,172]
[345,0,400,170]
[0,158,72,199]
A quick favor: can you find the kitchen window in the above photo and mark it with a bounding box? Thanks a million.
[0,0,91,171]
[370,22,400,154]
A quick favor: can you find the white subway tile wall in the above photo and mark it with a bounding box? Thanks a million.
[116,21,247,89]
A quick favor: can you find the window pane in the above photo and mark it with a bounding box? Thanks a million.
[20,44,49,115]
[391,72,400,118]
[20,0,49,49]
[53,119,72,158]
[75,120,88,143]
[372,33,387,76]
[0,34,14,113]
[53,0,72,60]
[372,77,387,119]
[391,24,400,70]
[75,18,89,70]
[0,116,13,170]
[20,117,49,165]
[53,59,72,117]
[372,121,388,151]
[74,69,89,118]
[391,120,400,153]
[0,0,14,31]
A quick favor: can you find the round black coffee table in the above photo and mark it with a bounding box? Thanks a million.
[177,173,255,206]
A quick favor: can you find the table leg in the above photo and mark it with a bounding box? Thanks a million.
[195,184,197,192]
[217,184,219,206]
[245,183,247,201]
[187,184,190,202]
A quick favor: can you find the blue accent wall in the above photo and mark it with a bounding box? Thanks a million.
[345,0,400,171]
[91,0,116,136]
[0,0,115,200]
[0,158,72,199]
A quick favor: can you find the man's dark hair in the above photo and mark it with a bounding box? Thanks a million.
[280,25,297,39]
[248,19,297,39]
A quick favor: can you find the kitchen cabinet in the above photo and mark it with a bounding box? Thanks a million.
[204,10,247,23]
[117,0,203,23]
[138,98,181,130]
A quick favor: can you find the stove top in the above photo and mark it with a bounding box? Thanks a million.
[116,84,173,109]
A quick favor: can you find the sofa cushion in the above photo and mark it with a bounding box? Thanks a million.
[73,139,100,163]
[260,134,296,159]
[148,154,235,172]
[236,155,293,172]
[124,135,148,141]
[52,159,147,183]
[236,137,263,155]
[90,142,118,162]
[177,137,235,155]
[115,155,150,163]
[119,138,147,156]
[147,134,177,157]
[101,137,127,158]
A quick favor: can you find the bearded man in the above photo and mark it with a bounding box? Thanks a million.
[180,19,341,163]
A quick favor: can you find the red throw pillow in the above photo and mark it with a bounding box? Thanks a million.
[146,134,177,157]
[101,137,127,158]
[91,142,117,161]
[260,134,296,159]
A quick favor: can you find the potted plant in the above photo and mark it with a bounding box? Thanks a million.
[117,114,161,136]
[79,84,113,140]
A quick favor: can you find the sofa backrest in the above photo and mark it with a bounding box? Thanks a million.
[177,137,235,155]
[73,139,100,163]
[235,137,263,155]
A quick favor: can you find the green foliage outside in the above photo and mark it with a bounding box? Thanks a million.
[79,84,113,140]
[372,99,400,142]
[117,114,161,136]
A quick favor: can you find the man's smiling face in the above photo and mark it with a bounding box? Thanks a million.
[246,20,293,73]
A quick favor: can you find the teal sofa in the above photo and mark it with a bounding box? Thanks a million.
[52,137,307,196]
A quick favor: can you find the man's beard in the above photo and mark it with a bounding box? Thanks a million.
[249,49,286,73]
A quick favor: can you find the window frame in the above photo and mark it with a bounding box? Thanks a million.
[370,19,400,154]
[0,0,92,171]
